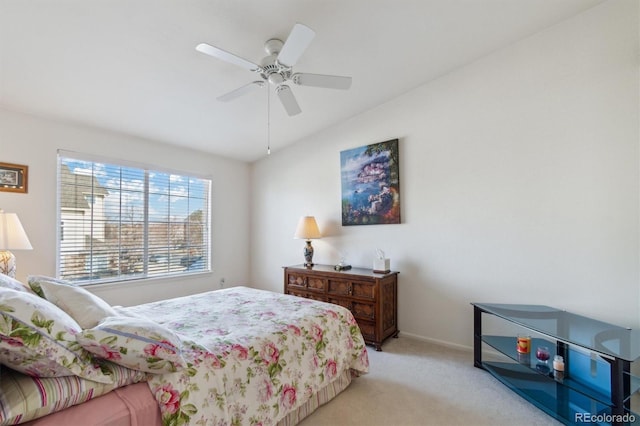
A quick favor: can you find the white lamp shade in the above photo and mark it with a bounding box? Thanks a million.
[294,216,321,240]
[0,211,33,250]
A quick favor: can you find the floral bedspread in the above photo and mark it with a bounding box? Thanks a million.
[122,286,369,426]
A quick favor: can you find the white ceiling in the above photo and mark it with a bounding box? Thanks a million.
[0,0,605,162]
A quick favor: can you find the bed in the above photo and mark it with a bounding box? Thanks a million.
[0,274,369,425]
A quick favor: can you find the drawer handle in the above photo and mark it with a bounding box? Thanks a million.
[348,283,353,296]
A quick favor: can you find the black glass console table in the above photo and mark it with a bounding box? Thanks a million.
[472,303,640,425]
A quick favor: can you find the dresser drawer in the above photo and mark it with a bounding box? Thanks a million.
[327,279,376,300]
[287,288,325,302]
[356,320,376,342]
[327,296,351,310]
[352,301,375,321]
[327,298,375,321]
[287,273,327,292]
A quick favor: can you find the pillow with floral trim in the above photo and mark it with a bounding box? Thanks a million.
[34,277,117,329]
[77,316,185,374]
[0,287,113,383]
[26,275,61,298]
[0,274,36,295]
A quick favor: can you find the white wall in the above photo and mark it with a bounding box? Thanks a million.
[250,0,640,348]
[0,108,251,306]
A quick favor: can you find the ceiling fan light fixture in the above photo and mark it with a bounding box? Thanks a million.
[268,73,284,85]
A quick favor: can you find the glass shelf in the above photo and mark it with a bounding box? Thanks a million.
[483,361,607,423]
[482,361,640,425]
[475,303,640,362]
[482,335,615,407]
[473,303,640,425]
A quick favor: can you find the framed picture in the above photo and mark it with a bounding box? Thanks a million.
[0,162,28,193]
[341,139,400,226]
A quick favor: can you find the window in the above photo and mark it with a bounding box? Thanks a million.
[57,152,211,284]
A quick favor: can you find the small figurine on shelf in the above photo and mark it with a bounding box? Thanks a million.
[534,345,551,375]
[536,346,550,363]
[553,355,565,382]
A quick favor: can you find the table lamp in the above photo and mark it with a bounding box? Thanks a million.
[0,209,33,278]
[294,216,321,267]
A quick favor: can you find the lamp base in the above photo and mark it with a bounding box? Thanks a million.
[303,240,315,268]
[0,250,16,278]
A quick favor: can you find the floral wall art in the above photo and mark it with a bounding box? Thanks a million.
[340,139,400,226]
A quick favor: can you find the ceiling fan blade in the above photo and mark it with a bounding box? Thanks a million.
[196,43,262,72]
[276,23,315,68]
[217,81,265,102]
[276,85,302,116]
[292,73,352,90]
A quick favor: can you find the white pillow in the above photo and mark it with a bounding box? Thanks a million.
[27,275,65,298]
[0,274,36,295]
[32,276,117,329]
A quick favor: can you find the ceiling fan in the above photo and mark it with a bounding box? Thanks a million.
[196,23,352,116]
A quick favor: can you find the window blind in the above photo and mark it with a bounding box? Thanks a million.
[57,153,211,284]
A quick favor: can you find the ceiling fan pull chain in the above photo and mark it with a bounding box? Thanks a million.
[267,86,271,155]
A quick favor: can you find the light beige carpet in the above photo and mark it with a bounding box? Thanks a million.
[301,336,562,426]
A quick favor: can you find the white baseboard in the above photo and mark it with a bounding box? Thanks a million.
[396,331,503,359]
[397,331,473,352]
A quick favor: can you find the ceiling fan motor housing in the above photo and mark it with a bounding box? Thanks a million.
[264,38,283,56]
[261,39,292,85]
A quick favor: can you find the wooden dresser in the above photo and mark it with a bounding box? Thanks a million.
[283,264,399,351]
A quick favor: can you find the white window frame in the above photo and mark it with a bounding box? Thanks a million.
[56,150,211,285]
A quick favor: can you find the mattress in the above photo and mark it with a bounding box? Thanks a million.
[0,364,147,425]
[21,382,161,426]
